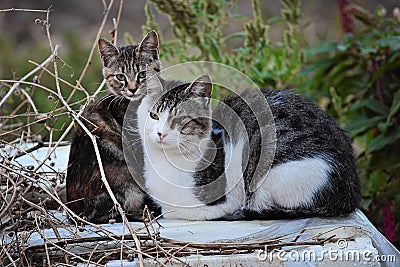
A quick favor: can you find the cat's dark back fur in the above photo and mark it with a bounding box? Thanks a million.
[214,89,361,219]
[66,96,159,223]
[67,96,134,222]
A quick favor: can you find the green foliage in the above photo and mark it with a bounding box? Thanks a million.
[148,0,304,90]
[301,6,400,246]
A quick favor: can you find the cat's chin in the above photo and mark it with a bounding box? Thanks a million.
[122,93,143,101]
[147,138,177,149]
[129,92,146,100]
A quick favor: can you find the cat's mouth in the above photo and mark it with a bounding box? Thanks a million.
[123,89,135,97]
[123,90,143,101]
[148,136,176,147]
[154,138,171,145]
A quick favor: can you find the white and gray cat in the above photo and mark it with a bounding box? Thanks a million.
[136,72,361,220]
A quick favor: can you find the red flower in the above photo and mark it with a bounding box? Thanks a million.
[338,0,354,33]
[382,202,397,243]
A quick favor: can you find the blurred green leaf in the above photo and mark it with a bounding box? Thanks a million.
[222,32,246,42]
[376,36,400,51]
[350,98,389,115]
[231,13,244,19]
[366,127,400,154]
[300,58,336,76]
[337,43,350,52]
[268,16,285,24]
[304,42,337,57]
[204,34,221,61]
[370,171,387,191]
[386,90,400,125]
[360,47,377,54]
[345,115,385,136]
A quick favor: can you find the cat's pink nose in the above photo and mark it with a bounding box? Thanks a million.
[128,83,138,93]
[157,132,167,141]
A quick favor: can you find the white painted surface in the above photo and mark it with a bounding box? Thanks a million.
[2,144,399,266]
[1,210,396,267]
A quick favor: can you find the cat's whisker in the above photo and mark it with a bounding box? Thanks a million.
[94,94,114,107]
[124,131,142,139]
[123,123,139,131]
[179,142,214,163]
[125,140,142,149]
[126,117,140,123]
[179,139,212,150]
[117,95,125,106]
[123,116,139,124]
[107,95,124,110]
[96,88,111,94]
[178,143,202,160]
[178,142,198,153]
[123,129,141,135]
[178,143,192,154]
[122,122,141,135]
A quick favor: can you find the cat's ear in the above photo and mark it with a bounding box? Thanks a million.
[138,30,159,54]
[187,74,212,99]
[98,38,119,66]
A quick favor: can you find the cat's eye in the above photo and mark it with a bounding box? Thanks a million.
[137,71,146,79]
[181,119,202,134]
[115,74,126,82]
[149,112,159,120]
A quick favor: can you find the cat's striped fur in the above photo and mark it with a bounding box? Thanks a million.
[66,31,161,223]
[136,73,360,220]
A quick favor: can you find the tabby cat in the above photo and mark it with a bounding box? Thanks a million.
[135,72,361,220]
[66,31,160,223]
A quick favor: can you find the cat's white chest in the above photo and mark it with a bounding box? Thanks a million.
[143,150,203,209]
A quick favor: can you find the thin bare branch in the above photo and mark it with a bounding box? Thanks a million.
[0,49,57,108]
[67,0,115,103]
[0,8,49,13]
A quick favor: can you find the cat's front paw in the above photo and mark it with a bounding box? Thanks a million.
[216,209,245,221]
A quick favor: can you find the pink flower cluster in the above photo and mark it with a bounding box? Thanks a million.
[337,0,353,33]
[382,202,397,243]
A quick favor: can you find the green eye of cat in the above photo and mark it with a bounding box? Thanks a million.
[149,112,159,120]
[138,71,146,79]
[115,74,126,81]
